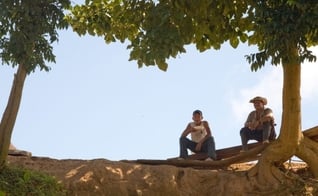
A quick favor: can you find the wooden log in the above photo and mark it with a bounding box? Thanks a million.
[133,144,267,169]
[7,143,32,157]
[170,142,263,161]
[8,149,32,157]
[216,142,261,160]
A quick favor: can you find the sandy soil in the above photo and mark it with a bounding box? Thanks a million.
[6,155,313,196]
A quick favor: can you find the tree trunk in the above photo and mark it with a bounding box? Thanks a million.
[248,52,302,187]
[296,132,318,177]
[0,64,27,170]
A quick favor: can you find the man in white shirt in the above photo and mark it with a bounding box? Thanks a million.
[179,110,217,161]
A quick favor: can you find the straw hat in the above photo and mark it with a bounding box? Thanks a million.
[249,96,267,105]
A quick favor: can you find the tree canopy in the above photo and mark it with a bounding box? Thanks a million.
[246,0,318,69]
[0,0,70,73]
[67,0,318,71]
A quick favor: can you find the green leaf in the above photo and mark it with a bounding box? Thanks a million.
[229,37,239,48]
[157,60,168,71]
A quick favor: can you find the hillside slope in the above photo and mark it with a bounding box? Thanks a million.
[6,156,312,196]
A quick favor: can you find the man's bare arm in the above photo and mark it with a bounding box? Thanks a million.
[181,123,193,137]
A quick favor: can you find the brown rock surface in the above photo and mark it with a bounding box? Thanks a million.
[6,156,308,196]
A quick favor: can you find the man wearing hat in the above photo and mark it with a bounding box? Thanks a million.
[240,96,276,151]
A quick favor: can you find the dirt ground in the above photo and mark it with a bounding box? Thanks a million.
[6,155,315,196]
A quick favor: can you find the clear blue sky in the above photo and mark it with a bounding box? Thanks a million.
[1,7,318,161]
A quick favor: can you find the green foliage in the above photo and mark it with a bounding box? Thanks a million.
[67,0,250,71]
[0,166,66,196]
[67,0,318,71]
[246,0,318,71]
[0,0,70,73]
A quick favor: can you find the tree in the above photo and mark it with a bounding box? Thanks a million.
[66,0,318,191]
[0,0,70,170]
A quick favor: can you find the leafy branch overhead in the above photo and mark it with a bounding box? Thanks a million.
[0,0,70,73]
[246,0,318,71]
[67,0,318,71]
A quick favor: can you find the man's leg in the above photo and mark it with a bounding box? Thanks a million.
[240,127,250,151]
[179,136,197,158]
[269,126,277,141]
[262,121,272,143]
[201,136,217,160]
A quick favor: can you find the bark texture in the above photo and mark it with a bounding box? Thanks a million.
[296,135,318,177]
[248,53,303,188]
[0,64,27,169]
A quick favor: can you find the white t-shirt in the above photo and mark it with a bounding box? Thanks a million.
[190,122,207,143]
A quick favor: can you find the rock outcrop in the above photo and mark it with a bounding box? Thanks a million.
[7,156,259,196]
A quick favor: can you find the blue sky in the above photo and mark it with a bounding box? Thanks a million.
[1,18,318,161]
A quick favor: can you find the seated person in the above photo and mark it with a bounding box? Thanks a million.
[240,96,276,151]
[179,110,217,160]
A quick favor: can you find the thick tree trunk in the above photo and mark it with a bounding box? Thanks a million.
[248,54,302,186]
[0,64,27,170]
[296,131,318,177]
